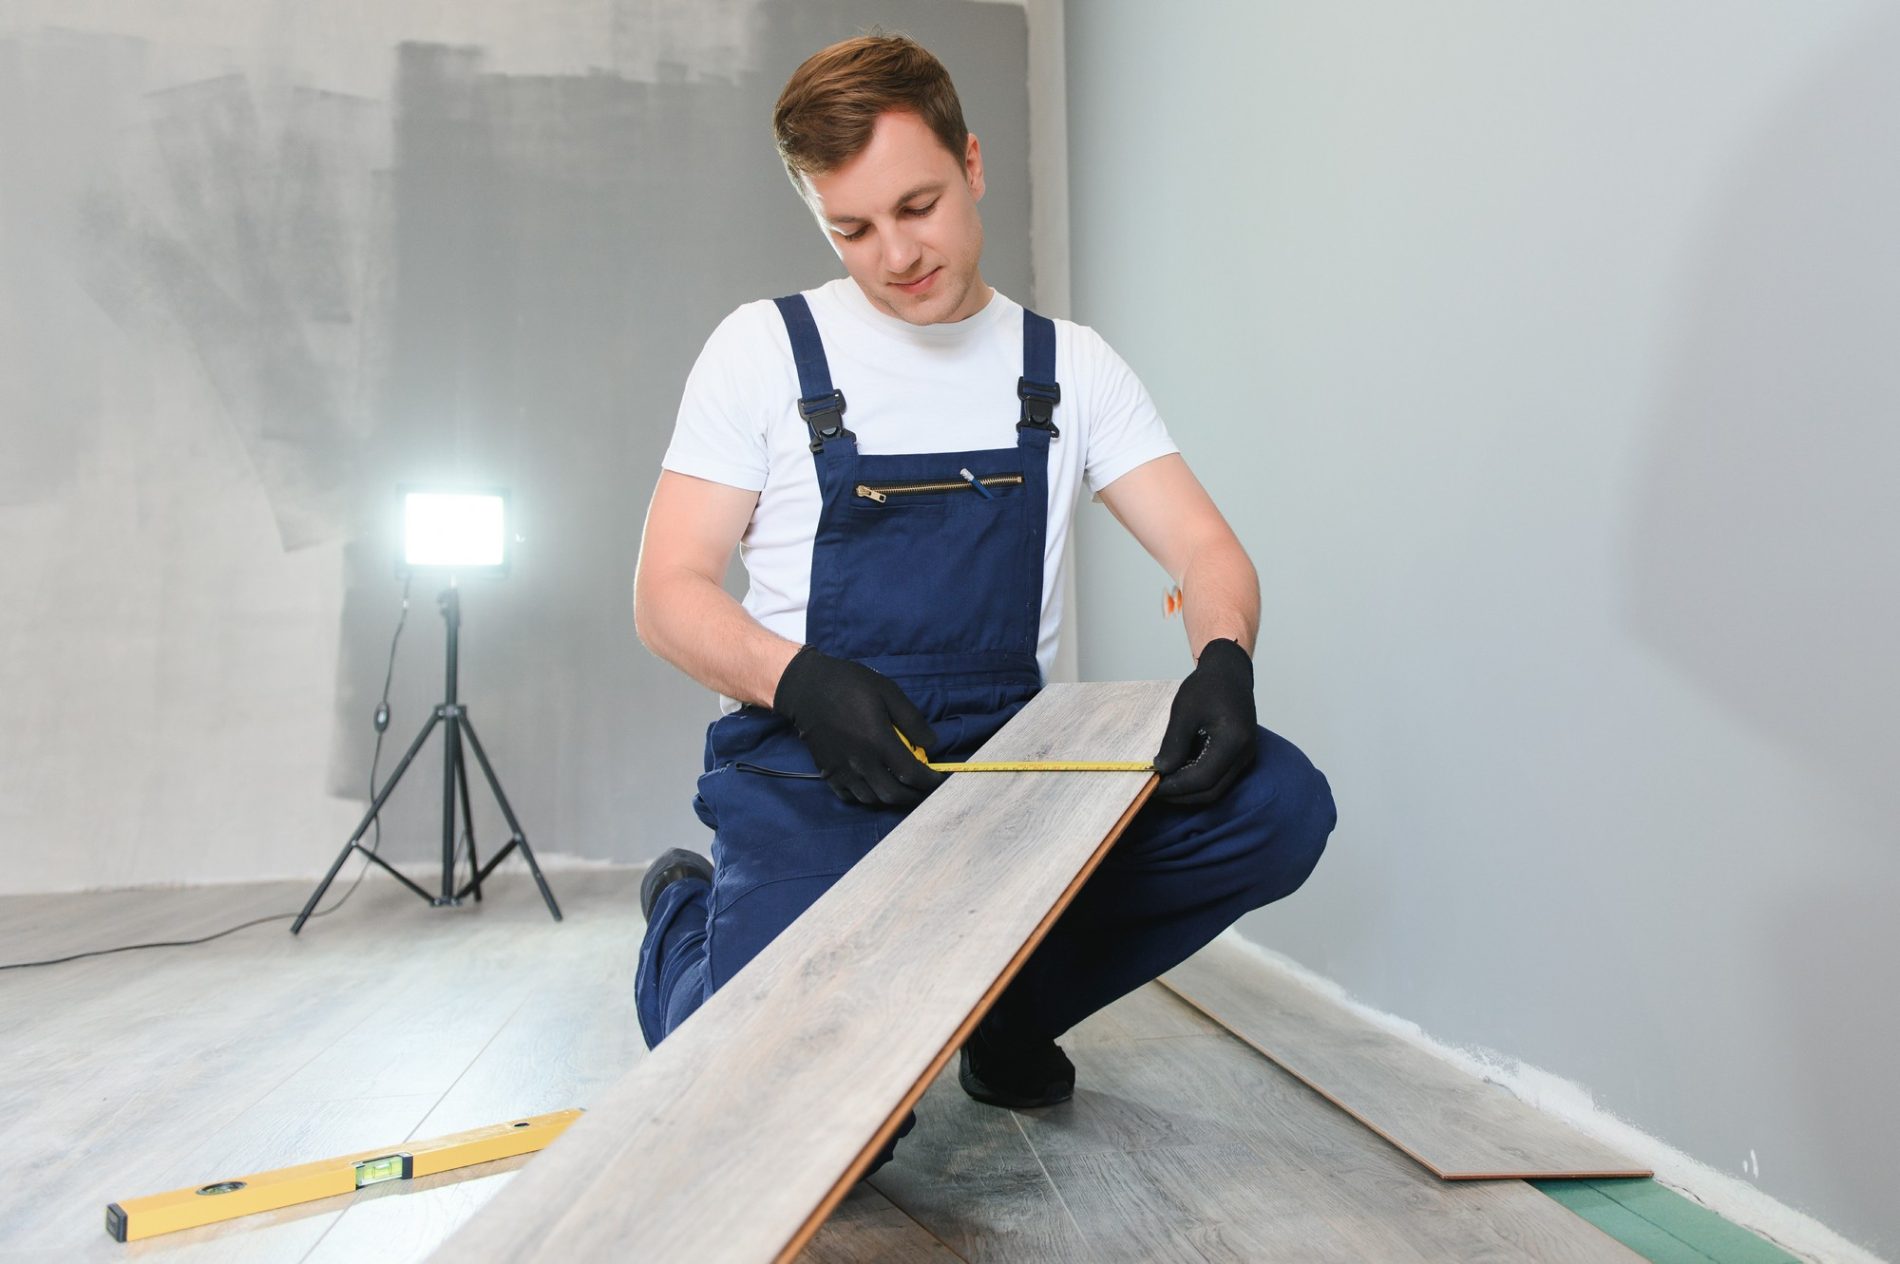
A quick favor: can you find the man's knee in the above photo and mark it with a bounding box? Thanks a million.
[1233,728,1336,906]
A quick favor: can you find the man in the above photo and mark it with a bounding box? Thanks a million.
[633,35,1334,1128]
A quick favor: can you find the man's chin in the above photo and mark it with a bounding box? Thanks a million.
[858,273,969,326]
[885,293,947,326]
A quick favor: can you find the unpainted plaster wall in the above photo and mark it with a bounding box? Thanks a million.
[0,0,1032,892]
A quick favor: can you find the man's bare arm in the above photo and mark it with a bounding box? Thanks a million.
[1096,454,1260,660]
[633,470,801,708]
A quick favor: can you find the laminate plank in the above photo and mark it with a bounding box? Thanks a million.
[434,681,1178,1264]
[0,908,425,1255]
[0,875,633,1261]
[1161,936,1651,1179]
[1042,1142,1381,1263]
[305,878,648,1264]
[868,983,1236,1264]
[796,1184,964,1264]
[868,1062,1094,1263]
[1023,1033,1642,1263]
[1063,980,1225,1048]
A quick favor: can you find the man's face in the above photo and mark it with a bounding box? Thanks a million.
[800,110,989,325]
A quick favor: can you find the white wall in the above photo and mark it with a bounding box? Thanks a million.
[1066,3,1898,1255]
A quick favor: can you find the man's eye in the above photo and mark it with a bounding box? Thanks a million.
[840,226,868,242]
[905,201,938,217]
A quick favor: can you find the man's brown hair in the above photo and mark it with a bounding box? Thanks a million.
[773,34,969,183]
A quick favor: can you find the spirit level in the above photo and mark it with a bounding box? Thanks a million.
[105,1109,581,1243]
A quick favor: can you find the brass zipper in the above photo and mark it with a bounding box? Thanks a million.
[855,473,1024,504]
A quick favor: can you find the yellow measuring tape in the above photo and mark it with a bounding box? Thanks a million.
[900,732,1153,774]
[106,1109,581,1242]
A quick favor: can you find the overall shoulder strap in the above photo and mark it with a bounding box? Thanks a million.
[772,294,852,453]
[1018,309,1061,437]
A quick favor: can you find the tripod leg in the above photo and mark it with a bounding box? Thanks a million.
[439,706,461,905]
[292,711,443,933]
[454,724,483,903]
[458,714,562,922]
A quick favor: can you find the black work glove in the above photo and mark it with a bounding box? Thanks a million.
[1153,638,1258,806]
[773,645,947,808]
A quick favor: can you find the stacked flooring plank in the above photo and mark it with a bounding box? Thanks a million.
[1162,935,1651,1180]
[435,681,1177,1263]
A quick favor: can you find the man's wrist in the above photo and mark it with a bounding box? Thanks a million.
[1194,637,1253,687]
[770,643,820,715]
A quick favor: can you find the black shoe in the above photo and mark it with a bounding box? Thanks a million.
[958,1024,1075,1109]
[640,848,713,920]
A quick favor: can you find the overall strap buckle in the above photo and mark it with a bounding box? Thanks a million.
[775,293,855,453]
[1017,377,1061,437]
[799,390,851,453]
[1017,308,1061,438]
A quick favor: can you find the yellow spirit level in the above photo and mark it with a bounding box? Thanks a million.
[105,1109,581,1243]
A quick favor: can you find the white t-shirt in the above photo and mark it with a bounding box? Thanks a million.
[662,277,1177,713]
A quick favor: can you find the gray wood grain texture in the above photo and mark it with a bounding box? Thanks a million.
[0,875,633,1263]
[4,874,1647,1263]
[868,1060,1093,1263]
[875,990,1641,1263]
[1161,936,1651,1179]
[796,1183,963,1264]
[0,872,947,1263]
[434,680,1177,1264]
[1041,1032,1642,1263]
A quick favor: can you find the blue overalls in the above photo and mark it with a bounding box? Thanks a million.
[637,294,1336,1073]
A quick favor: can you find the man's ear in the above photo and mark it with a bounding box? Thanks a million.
[964,132,985,201]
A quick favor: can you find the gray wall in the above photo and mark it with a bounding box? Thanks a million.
[1067,1,1897,1254]
[0,0,1032,893]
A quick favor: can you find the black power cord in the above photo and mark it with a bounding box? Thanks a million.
[0,578,415,971]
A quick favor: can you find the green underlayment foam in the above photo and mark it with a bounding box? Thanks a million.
[1532,1178,1799,1263]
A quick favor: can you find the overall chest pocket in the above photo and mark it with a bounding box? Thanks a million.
[850,471,1025,509]
[817,455,1039,658]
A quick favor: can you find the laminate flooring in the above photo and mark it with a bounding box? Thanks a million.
[3,874,1640,1262]
[437,681,1178,1263]
[1161,937,1650,1180]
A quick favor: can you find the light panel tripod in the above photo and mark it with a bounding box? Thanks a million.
[292,584,561,933]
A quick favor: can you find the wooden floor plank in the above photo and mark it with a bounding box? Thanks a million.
[796,1183,965,1263]
[303,877,649,1264]
[1041,1142,1382,1264]
[1063,978,1226,1048]
[1024,1033,1643,1263]
[1161,936,1651,1180]
[0,875,615,1261]
[434,681,1177,1264]
[869,1061,1095,1263]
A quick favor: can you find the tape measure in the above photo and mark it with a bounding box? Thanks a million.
[900,731,1154,775]
[105,1109,581,1242]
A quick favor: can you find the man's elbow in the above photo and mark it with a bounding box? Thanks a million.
[631,565,674,657]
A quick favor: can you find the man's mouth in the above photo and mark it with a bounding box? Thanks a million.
[893,267,940,294]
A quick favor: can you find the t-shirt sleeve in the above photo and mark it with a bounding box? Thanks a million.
[1072,324,1180,497]
[660,304,779,492]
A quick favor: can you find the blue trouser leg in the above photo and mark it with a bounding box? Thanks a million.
[635,875,712,1049]
[978,725,1337,1047]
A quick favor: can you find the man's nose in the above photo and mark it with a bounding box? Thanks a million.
[883,225,921,275]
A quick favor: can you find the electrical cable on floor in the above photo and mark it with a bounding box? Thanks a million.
[0,577,415,972]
